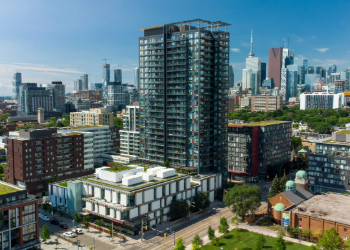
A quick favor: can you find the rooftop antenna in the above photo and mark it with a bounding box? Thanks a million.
[248,29,255,58]
[102,59,113,64]
[283,38,285,48]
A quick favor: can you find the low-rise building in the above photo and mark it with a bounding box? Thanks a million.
[70,108,113,128]
[251,95,282,112]
[300,92,345,110]
[228,121,292,181]
[0,181,41,249]
[49,165,222,235]
[120,106,140,156]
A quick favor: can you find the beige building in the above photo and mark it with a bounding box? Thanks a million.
[251,95,282,112]
[70,108,113,127]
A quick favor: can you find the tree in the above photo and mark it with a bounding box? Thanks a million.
[231,216,239,227]
[168,199,189,221]
[164,159,170,168]
[268,175,280,199]
[109,224,114,237]
[192,243,201,250]
[48,175,59,184]
[317,228,343,250]
[113,117,123,127]
[41,224,51,242]
[82,215,91,231]
[293,123,299,128]
[313,229,323,241]
[275,235,286,250]
[192,234,204,247]
[302,229,312,241]
[96,219,104,233]
[73,212,82,223]
[279,172,288,193]
[193,191,211,211]
[291,136,302,150]
[42,201,51,213]
[218,217,229,234]
[308,245,318,250]
[223,184,261,220]
[254,234,266,250]
[207,226,215,241]
[212,237,220,246]
[57,205,65,218]
[174,237,185,250]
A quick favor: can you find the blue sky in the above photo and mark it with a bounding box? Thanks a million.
[0,0,349,95]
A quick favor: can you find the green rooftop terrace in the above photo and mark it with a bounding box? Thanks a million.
[0,183,20,195]
[106,166,131,172]
[229,121,288,127]
[58,182,68,187]
[337,130,350,134]
[322,139,350,145]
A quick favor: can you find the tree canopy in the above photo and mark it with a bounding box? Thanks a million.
[316,228,343,250]
[168,199,189,221]
[113,117,123,127]
[193,191,211,211]
[223,184,261,219]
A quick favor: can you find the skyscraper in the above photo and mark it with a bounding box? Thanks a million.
[74,79,83,91]
[134,67,140,90]
[229,65,234,88]
[47,81,65,112]
[261,62,266,85]
[12,72,22,110]
[268,47,283,88]
[282,48,294,68]
[80,74,88,90]
[138,19,229,177]
[114,69,122,82]
[242,30,261,95]
[102,64,110,98]
[327,64,337,76]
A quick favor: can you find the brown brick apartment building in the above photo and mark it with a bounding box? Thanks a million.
[5,128,94,197]
[282,193,350,241]
[0,181,40,249]
[110,127,122,151]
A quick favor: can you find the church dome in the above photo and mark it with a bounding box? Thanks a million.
[285,180,296,193]
[273,203,286,212]
[296,170,307,178]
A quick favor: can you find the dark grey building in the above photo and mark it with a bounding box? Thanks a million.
[80,74,88,90]
[114,69,122,83]
[138,19,230,178]
[308,131,350,193]
[261,62,266,85]
[20,83,54,115]
[47,81,65,112]
[229,65,234,88]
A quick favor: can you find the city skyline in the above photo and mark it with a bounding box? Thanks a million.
[0,0,349,95]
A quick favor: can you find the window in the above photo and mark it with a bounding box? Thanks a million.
[299,218,302,222]
[345,228,348,234]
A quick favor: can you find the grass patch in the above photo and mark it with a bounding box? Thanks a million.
[229,121,288,127]
[337,130,350,134]
[202,229,309,250]
[322,138,350,145]
[257,218,281,231]
[106,166,131,172]
[0,184,19,195]
[58,182,68,187]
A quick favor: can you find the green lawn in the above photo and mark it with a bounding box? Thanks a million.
[58,182,67,187]
[202,229,310,250]
[0,183,19,195]
[257,218,282,231]
[106,166,131,172]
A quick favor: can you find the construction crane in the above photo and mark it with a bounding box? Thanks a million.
[102,59,113,64]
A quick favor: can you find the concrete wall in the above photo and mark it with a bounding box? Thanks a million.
[120,193,128,206]
[135,192,142,205]
[143,189,154,203]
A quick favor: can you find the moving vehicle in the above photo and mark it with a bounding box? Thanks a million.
[40,216,49,221]
[60,224,69,229]
[72,228,83,234]
[63,232,74,238]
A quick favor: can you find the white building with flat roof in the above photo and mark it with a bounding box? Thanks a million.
[300,92,345,110]
[120,106,140,156]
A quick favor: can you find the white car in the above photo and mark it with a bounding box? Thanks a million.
[72,228,83,234]
[63,232,75,238]
[40,216,49,221]
[38,213,42,217]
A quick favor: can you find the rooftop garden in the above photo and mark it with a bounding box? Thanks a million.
[0,183,19,195]
[58,182,68,187]
[229,121,287,127]
[106,166,131,172]
[337,130,350,134]
[322,139,350,145]
[71,125,102,129]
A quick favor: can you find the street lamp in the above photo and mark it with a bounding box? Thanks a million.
[167,228,175,246]
[188,201,195,220]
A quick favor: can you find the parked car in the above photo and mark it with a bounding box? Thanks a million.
[63,232,75,238]
[38,213,42,217]
[40,216,50,221]
[72,228,83,234]
[50,219,60,225]
[60,224,69,229]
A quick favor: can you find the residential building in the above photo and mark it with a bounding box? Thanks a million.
[133,67,140,91]
[73,90,103,103]
[110,127,122,151]
[228,95,241,110]
[102,64,110,98]
[70,108,113,128]
[38,108,44,123]
[20,83,54,116]
[268,47,283,88]
[251,95,282,112]
[300,92,345,110]
[80,74,88,90]
[240,97,251,107]
[12,72,22,111]
[114,69,122,83]
[5,128,94,196]
[335,80,347,93]
[107,82,126,107]
[48,166,222,234]
[139,19,229,177]
[120,106,140,156]
[47,81,66,112]
[227,121,292,181]
[59,125,113,164]
[0,181,41,250]
[229,65,234,88]
[281,68,298,101]
[242,30,261,95]
[74,79,83,92]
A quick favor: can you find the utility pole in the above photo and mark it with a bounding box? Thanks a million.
[141,218,144,242]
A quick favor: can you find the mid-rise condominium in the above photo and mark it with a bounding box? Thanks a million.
[120,106,140,156]
[70,108,113,127]
[300,92,345,110]
[139,19,229,178]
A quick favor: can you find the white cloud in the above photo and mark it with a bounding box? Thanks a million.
[0,63,83,74]
[241,42,250,47]
[315,48,329,53]
[296,37,304,42]
[294,54,307,61]
[231,48,240,53]
[311,59,349,67]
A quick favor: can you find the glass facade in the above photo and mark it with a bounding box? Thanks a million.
[139,21,229,176]
[102,64,110,98]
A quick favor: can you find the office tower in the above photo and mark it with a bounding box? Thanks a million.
[330,73,341,84]
[262,78,275,89]
[138,19,229,176]
[12,72,22,100]
[102,64,110,98]
[120,105,140,155]
[0,181,40,249]
[80,74,88,90]
[70,108,113,127]
[125,85,139,105]
[300,92,345,110]
[268,47,283,88]
[227,121,291,181]
[114,69,122,82]
[107,82,126,107]
[261,62,266,85]
[74,79,83,91]
[95,83,103,90]
[282,48,294,68]
[281,68,298,101]
[20,83,54,115]
[335,80,347,92]
[90,83,95,90]
[134,67,140,90]
[303,59,308,71]
[287,64,303,85]
[6,128,94,196]
[242,30,261,95]
[47,81,65,112]
[327,64,337,76]
[305,74,320,92]
[229,65,234,88]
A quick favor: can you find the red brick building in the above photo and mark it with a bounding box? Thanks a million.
[110,127,122,151]
[5,128,94,197]
[228,95,241,110]
[268,47,283,88]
